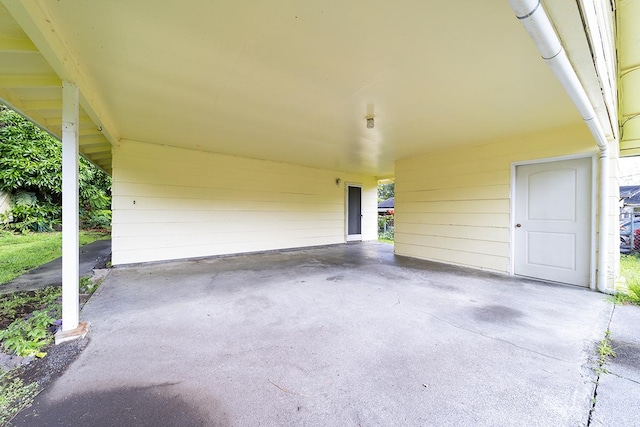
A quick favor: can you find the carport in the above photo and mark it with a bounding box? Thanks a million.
[0,0,626,340]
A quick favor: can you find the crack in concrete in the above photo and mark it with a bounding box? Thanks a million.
[607,370,640,386]
[586,304,616,427]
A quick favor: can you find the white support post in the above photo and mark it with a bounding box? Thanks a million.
[61,81,80,332]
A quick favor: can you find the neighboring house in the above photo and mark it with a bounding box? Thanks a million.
[0,0,634,333]
[620,185,640,222]
[620,186,640,206]
[620,184,640,225]
[378,198,394,215]
[620,186,640,253]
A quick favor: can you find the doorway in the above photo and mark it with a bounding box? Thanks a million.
[513,157,592,286]
[346,184,362,241]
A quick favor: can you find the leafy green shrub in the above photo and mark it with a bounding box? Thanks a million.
[0,308,60,358]
[81,209,112,230]
[0,287,61,358]
[0,110,63,195]
[378,214,394,232]
[0,194,61,233]
[0,287,60,324]
[378,213,394,241]
[0,104,111,232]
[379,230,394,241]
[378,182,394,201]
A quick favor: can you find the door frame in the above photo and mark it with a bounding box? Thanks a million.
[509,154,597,288]
[345,183,363,242]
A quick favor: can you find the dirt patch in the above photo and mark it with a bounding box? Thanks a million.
[0,291,54,330]
[15,338,88,390]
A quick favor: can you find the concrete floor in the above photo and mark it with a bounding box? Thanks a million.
[590,304,640,426]
[14,242,612,426]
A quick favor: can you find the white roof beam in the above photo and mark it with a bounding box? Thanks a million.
[0,74,60,87]
[2,0,119,148]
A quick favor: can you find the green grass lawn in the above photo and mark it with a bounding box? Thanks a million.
[0,231,110,285]
[620,254,640,284]
[617,254,640,305]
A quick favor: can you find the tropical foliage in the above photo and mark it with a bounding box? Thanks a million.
[0,105,111,232]
[378,182,394,202]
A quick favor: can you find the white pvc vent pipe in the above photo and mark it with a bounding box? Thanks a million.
[507,0,611,293]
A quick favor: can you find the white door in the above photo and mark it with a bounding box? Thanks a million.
[346,185,362,241]
[514,157,592,287]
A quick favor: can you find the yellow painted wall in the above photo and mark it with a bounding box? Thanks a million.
[395,124,617,283]
[111,141,377,265]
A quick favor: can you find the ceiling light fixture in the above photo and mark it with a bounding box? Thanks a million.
[366,116,374,129]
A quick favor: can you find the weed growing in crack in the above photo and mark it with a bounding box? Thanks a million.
[595,330,616,375]
[80,275,105,296]
[79,276,94,294]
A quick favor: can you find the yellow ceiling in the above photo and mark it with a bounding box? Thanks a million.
[618,0,640,157]
[0,1,615,176]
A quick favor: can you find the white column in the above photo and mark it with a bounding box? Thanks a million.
[61,81,79,331]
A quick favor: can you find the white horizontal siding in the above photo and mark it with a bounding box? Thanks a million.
[396,212,510,228]
[115,236,341,265]
[396,243,509,272]
[395,124,597,273]
[112,141,377,265]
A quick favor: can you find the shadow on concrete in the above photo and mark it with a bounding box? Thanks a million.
[12,383,224,427]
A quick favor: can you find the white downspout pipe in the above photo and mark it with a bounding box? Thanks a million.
[507,0,612,293]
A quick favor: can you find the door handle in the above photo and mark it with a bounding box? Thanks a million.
[515,223,522,228]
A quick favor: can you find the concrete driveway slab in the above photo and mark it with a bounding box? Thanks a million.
[590,304,640,427]
[12,242,611,426]
[590,372,640,427]
[607,304,640,383]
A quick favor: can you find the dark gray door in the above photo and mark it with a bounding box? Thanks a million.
[347,185,362,239]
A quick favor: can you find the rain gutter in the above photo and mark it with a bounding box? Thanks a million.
[507,0,612,293]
